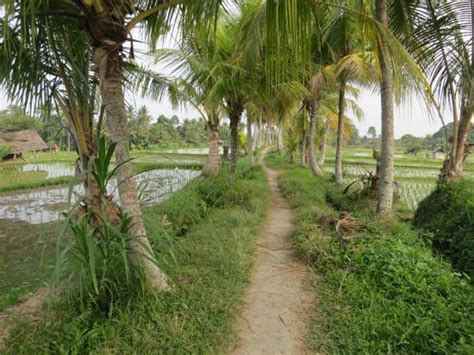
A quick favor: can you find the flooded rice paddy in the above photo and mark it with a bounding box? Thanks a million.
[0,168,200,224]
[21,163,76,179]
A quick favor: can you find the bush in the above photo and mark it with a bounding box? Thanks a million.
[0,144,11,159]
[414,179,474,280]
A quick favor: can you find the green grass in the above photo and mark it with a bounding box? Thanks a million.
[3,159,271,353]
[267,154,474,354]
[0,176,74,194]
[0,220,64,311]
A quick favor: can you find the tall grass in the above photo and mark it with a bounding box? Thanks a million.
[53,138,144,313]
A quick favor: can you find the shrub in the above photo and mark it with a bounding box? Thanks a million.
[414,179,474,280]
[0,144,11,159]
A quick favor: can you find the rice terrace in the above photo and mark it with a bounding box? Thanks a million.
[0,1,473,354]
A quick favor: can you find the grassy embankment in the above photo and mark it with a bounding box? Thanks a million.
[2,159,271,353]
[0,151,205,193]
[267,154,474,354]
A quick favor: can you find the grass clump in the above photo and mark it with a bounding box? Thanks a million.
[413,178,474,281]
[3,159,270,353]
[267,154,474,354]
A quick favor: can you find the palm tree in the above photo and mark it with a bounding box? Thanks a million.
[375,0,395,214]
[3,0,227,291]
[316,90,363,167]
[211,3,264,179]
[0,6,124,219]
[399,0,473,179]
[323,1,375,183]
[149,31,224,176]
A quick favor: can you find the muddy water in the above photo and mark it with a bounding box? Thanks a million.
[0,169,200,225]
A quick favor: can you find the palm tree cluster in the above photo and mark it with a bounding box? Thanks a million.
[0,0,472,291]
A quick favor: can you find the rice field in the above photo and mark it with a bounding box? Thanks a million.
[323,147,474,211]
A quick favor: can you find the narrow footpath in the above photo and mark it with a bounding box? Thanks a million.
[231,151,314,354]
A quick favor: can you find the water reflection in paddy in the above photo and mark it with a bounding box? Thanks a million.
[0,169,200,224]
[21,163,76,179]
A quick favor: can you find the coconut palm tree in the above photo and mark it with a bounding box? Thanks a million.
[147,29,224,176]
[3,0,228,291]
[374,0,396,213]
[0,7,127,221]
[397,0,473,179]
[211,2,264,179]
[0,6,172,290]
[321,1,376,183]
[316,90,364,167]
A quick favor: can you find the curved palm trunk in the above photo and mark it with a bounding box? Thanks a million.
[203,121,220,176]
[335,82,346,184]
[247,119,255,167]
[376,0,395,214]
[94,47,170,291]
[229,107,243,180]
[308,103,324,177]
[300,132,307,167]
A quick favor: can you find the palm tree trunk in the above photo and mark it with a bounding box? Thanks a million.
[452,105,473,176]
[448,6,474,178]
[67,131,71,151]
[300,132,307,167]
[203,121,220,176]
[308,102,324,177]
[376,0,395,214]
[94,47,170,291]
[335,82,346,184]
[277,127,283,154]
[247,118,255,167]
[229,108,242,179]
[253,125,260,149]
[317,129,328,166]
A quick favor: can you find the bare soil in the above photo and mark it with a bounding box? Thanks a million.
[231,152,314,354]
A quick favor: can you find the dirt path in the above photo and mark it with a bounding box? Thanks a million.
[231,151,314,354]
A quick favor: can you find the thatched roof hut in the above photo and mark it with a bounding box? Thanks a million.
[432,147,445,160]
[0,129,48,159]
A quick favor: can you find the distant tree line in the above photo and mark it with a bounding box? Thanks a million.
[0,105,231,151]
[127,106,231,149]
[345,124,473,153]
